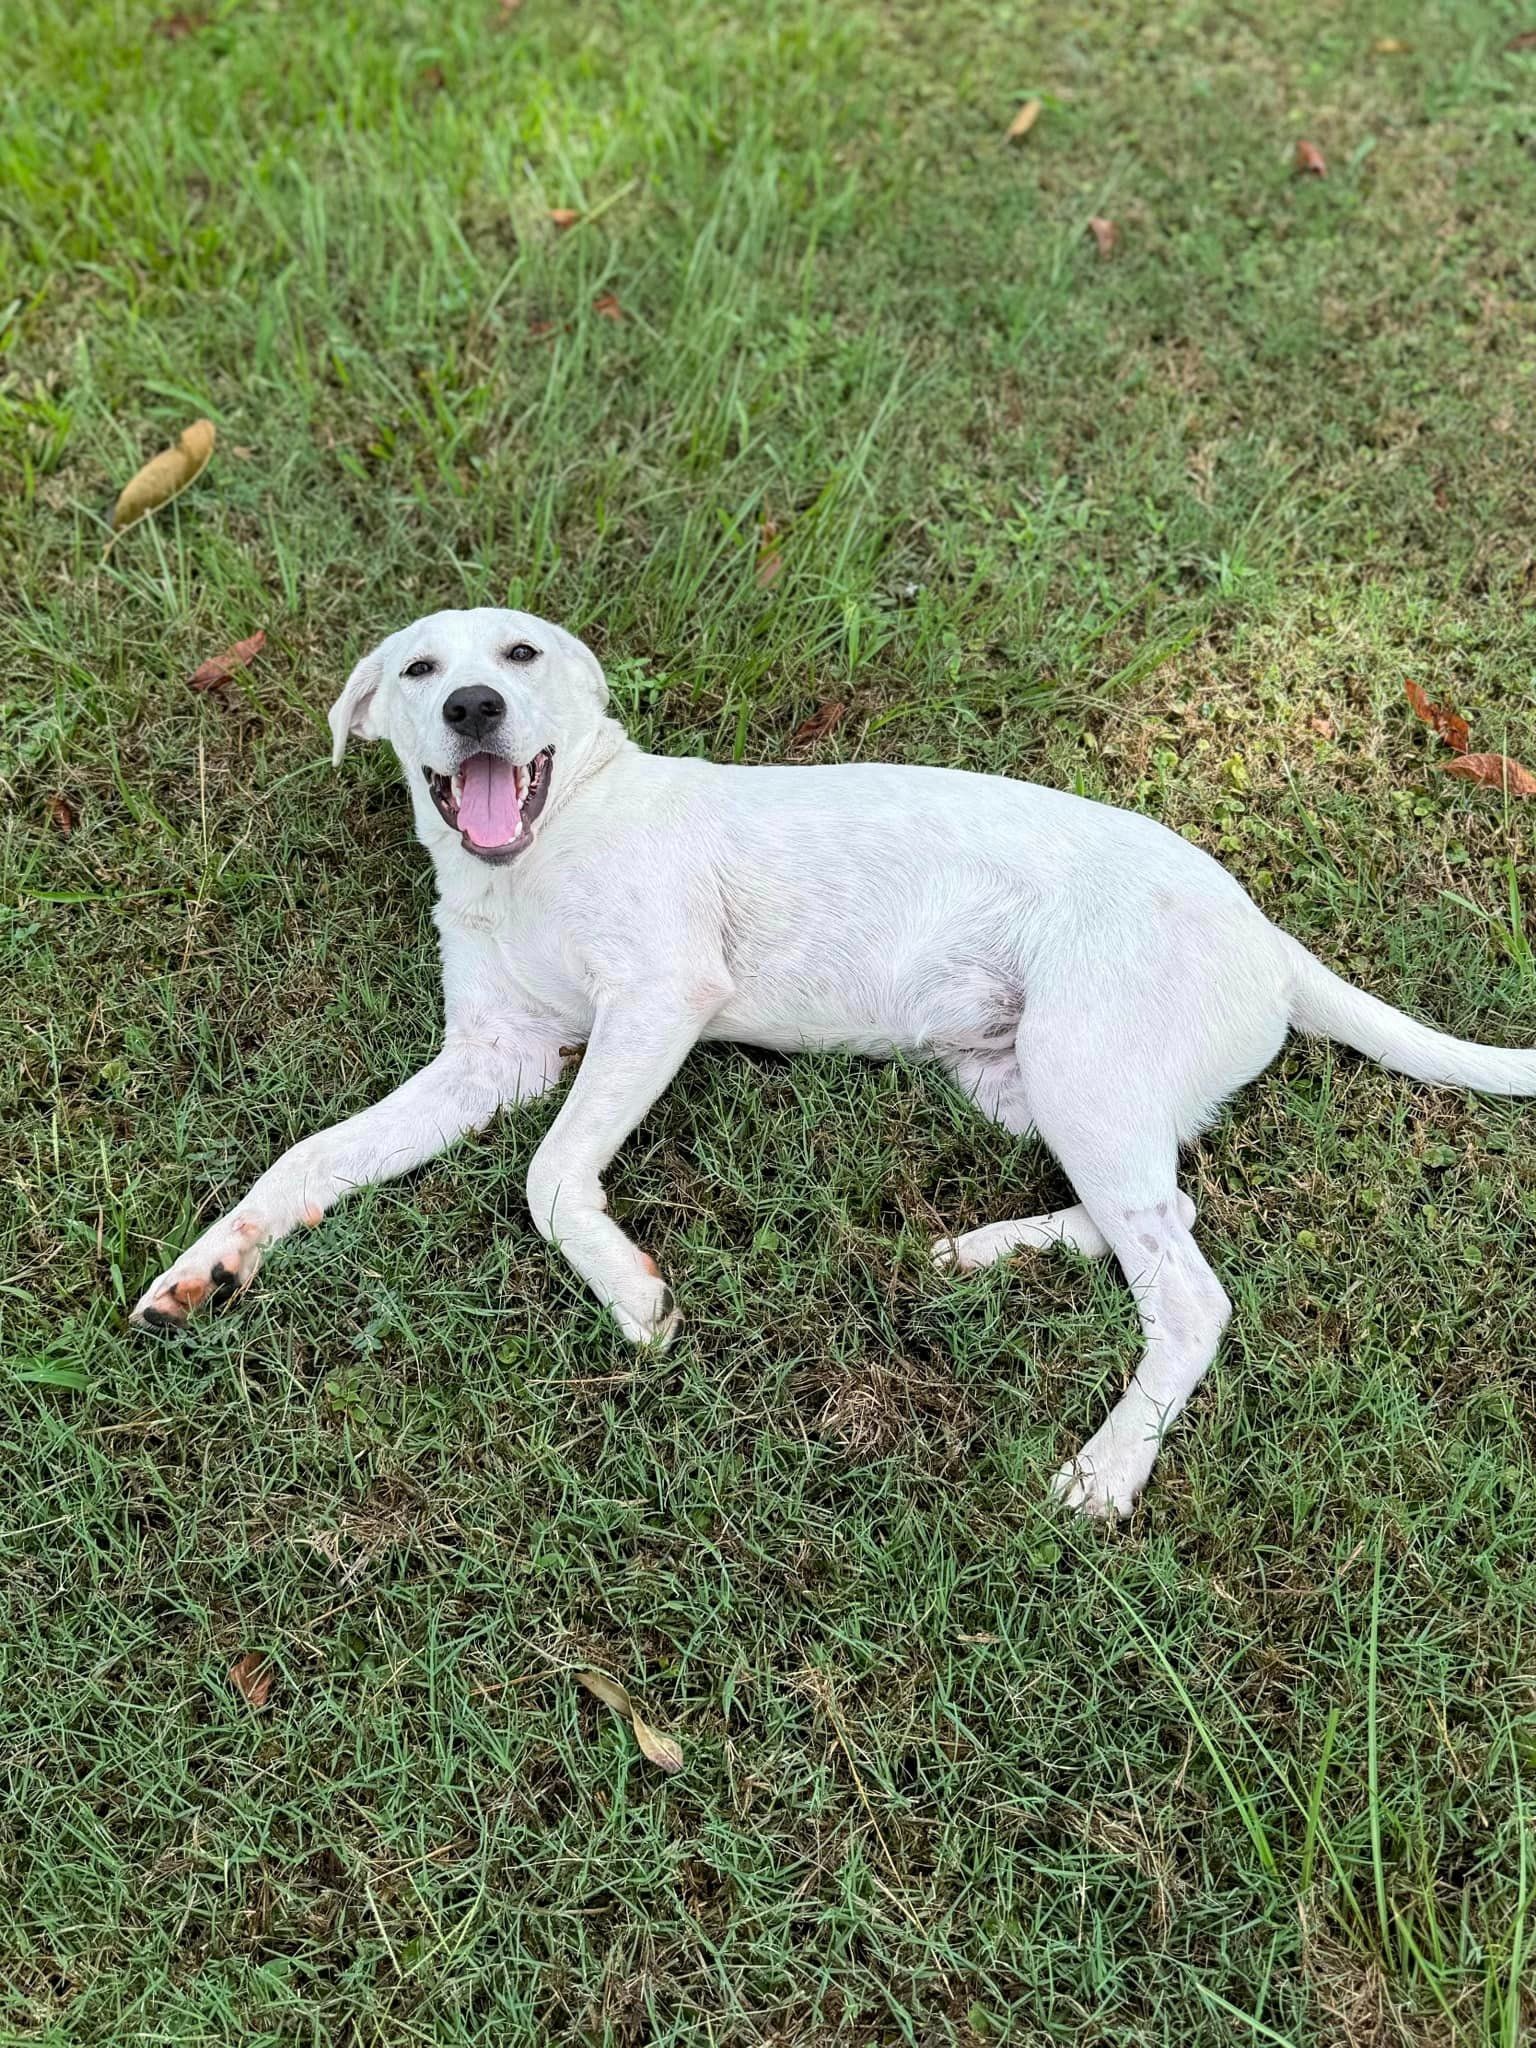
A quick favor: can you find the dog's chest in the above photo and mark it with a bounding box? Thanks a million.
[438,899,595,1036]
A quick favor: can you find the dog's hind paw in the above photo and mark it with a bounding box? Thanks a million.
[131,1216,268,1333]
[1050,1429,1156,1521]
[932,1205,1115,1274]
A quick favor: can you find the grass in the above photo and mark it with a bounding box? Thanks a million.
[4,0,1536,2039]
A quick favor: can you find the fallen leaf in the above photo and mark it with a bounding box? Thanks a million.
[630,1709,684,1773]
[228,1652,274,1707]
[1308,715,1335,739]
[1508,28,1536,49]
[574,1667,684,1771]
[787,702,847,751]
[1007,97,1043,142]
[548,207,580,231]
[47,794,76,835]
[189,628,265,692]
[1087,215,1117,258]
[497,0,523,13]
[108,418,216,546]
[1442,753,1536,796]
[575,1667,633,1715]
[1373,36,1409,54]
[756,517,783,587]
[526,318,560,342]
[1404,678,1470,755]
[152,8,209,36]
[230,444,255,460]
[418,63,446,92]
[1294,138,1327,176]
[592,291,624,321]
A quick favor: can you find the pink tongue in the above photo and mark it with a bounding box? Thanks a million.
[457,754,521,848]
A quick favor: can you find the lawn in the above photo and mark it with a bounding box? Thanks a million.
[4,0,1536,2040]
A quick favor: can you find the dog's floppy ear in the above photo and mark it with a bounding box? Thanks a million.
[328,645,386,766]
[555,625,609,709]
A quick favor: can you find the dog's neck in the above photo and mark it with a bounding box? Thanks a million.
[546,711,635,815]
[425,711,636,921]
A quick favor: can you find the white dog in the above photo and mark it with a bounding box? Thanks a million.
[132,608,1536,1516]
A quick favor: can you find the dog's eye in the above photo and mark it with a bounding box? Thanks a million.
[502,642,540,664]
[401,658,436,680]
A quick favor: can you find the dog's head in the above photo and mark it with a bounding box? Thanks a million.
[329,607,609,866]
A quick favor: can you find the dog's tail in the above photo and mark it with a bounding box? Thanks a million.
[1285,935,1536,1093]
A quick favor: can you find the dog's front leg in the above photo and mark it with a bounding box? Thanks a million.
[132,1032,565,1331]
[524,987,720,1345]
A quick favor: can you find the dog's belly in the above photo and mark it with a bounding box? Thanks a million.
[704,950,1027,1062]
[704,1010,907,1058]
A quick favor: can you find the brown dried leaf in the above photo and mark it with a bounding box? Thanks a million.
[548,207,580,231]
[756,517,783,587]
[1441,753,1536,796]
[573,1668,683,1771]
[1308,715,1335,740]
[1007,98,1043,142]
[228,1652,274,1707]
[108,418,216,545]
[47,793,76,835]
[592,291,624,321]
[1294,138,1327,177]
[631,1709,684,1774]
[788,702,847,751]
[1508,28,1536,49]
[189,628,265,692]
[1373,36,1409,54]
[526,318,560,342]
[1087,216,1117,258]
[1404,678,1470,755]
[574,1667,633,1716]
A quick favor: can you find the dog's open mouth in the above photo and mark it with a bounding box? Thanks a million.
[423,748,554,862]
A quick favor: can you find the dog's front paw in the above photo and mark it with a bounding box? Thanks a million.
[608,1264,681,1348]
[131,1217,268,1333]
[1050,1428,1156,1522]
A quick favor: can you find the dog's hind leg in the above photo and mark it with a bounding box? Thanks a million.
[1017,1019,1234,1519]
[934,1191,1196,1272]
[1040,1120,1229,1517]
[932,1047,1195,1273]
[946,892,1291,1513]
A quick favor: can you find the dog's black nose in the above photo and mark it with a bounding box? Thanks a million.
[442,685,506,742]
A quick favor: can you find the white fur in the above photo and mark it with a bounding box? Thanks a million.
[134,608,1536,1516]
